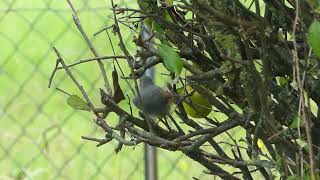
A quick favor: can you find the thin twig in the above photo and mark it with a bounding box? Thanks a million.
[292,0,316,179]
[48,59,59,88]
[66,0,112,94]
[52,47,135,146]
[104,28,135,94]
[56,55,126,69]
[56,88,71,96]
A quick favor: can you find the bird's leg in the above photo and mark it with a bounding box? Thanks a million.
[168,114,185,135]
[159,117,172,132]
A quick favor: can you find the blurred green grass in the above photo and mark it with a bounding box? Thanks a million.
[0,0,215,179]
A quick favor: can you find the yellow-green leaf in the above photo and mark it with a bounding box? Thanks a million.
[290,116,303,129]
[157,44,183,76]
[67,95,91,111]
[177,86,212,118]
[257,139,265,149]
[165,0,174,5]
[277,76,289,86]
[308,20,320,58]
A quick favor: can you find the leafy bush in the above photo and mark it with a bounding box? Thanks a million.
[51,0,320,179]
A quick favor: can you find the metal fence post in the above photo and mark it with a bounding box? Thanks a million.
[144,68,158,180]
[144,144,158,180]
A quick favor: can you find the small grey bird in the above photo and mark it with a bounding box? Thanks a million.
[133,76,175,118]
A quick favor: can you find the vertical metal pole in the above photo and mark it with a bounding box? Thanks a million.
[140,19,158,180]
[144,68,158,180]
[144,144,158,180]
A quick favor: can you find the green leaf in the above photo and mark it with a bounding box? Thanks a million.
[287,176,298,180]
[278,76,289,86]
[304,173,312,180]
[163,11,173,22]
[157,44,183,76]
[137,0,149,10]
[315,6,320,13]
[308,20,320,58]
[165,0,174,5]
[290,116,303,129]
[308,0,320,7]
[220,61,233,73]
[67,95,91,111]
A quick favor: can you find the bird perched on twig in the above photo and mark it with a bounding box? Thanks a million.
[133,76,176,119]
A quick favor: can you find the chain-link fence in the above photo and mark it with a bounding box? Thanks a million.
[0,0,210,179]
